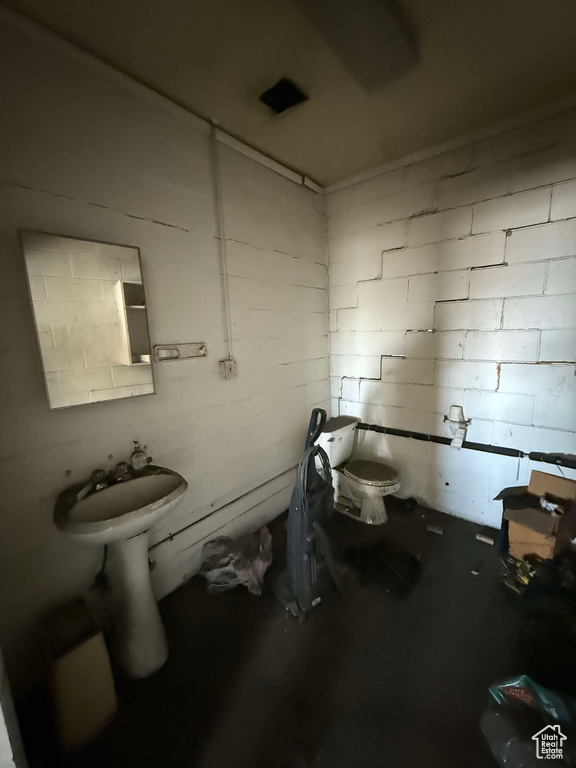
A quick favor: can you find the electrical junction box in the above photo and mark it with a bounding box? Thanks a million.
[219,359,237,379]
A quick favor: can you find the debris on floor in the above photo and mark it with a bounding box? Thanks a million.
[345,541,421,598]
[496,470,576,618]
[426,524,444,535]
[503,551,576,608]
[502,555,539,595]
[496,469,576,659]
[199,526,272,594]
[476,532,495,546]
[397,496,418,514]
[23,504,566,768]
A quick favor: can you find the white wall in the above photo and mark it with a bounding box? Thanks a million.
[0,16,329,690]
[327,109,576,528]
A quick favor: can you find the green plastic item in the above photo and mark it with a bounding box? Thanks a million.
[482,675,576,766]
[489,675,576,726]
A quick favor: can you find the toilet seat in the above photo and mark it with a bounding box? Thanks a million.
[343,459,399,490]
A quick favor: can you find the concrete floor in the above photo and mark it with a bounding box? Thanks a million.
[22,502,576,767]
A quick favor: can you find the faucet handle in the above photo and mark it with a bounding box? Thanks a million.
[130,441,152,471]
[112,461,131,482]
[91,469,108,491]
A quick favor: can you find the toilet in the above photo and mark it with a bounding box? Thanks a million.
[315,416,400,525]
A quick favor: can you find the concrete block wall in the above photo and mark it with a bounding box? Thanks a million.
[0,18,328,690]
[327,109,576,527]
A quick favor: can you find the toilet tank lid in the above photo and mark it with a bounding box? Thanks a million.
[321,416,358,433]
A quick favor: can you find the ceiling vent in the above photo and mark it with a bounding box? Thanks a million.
[259,78,309,115]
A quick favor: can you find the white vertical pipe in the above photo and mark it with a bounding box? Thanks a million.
[210,124,234,361]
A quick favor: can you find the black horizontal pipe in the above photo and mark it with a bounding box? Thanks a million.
[356,422,576,469]
[530,452,576,470]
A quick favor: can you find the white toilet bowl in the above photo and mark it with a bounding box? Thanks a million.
[316,417,400,525]
[337,459,401,524]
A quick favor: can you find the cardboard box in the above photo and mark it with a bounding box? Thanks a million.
[43,598,117,752]
[528,470,576,502]
[495,470,576,561]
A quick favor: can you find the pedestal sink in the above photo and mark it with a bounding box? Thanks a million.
[54,467,188,678]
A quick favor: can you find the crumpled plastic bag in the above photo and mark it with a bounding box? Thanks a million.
[199,527,272,595]
[481,675,576,767]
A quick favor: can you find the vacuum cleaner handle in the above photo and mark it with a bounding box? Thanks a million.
[304,408,326,450]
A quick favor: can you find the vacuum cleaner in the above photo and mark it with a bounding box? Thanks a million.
[274,408,343,618]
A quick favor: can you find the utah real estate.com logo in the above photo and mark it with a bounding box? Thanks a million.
[532,724,567,760]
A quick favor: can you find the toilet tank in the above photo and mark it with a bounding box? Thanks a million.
[315,416,358,468]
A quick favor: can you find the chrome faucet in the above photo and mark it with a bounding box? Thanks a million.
[88,443,152,495]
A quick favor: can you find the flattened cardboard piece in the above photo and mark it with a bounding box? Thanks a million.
[494,485,529,502]
[528,470,576,502]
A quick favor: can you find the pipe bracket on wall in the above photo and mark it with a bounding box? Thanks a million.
[154,343,207,362]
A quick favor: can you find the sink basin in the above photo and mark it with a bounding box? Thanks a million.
[54,466,188,678]
[55,470,187,544]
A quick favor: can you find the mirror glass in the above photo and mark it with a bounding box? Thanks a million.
[21,230,155,409]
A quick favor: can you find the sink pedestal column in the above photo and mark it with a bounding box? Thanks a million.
[108,531,168,678]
